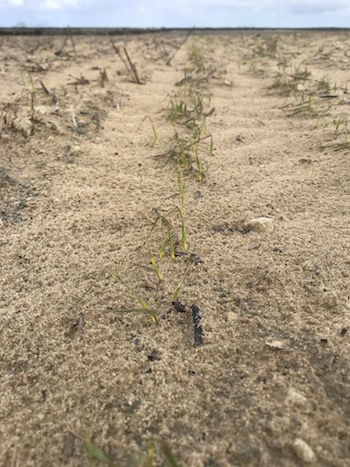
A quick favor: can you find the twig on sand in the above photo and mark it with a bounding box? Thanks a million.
[108,35,129,70]
[108,36,142,84]
[123,47,141,84]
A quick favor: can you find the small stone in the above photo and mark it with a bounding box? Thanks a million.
[319,291,338,309]
[244,217,274,233]
[0,133,11,142]
[266,340,286,350]
[334,40,344,50]
[293,438,316,463]
[35,105,48,115]
[285,387,307,406]
[71,145,82,156]
[14,116,33,136]
[227,311,237,322]
[296,83,305,92]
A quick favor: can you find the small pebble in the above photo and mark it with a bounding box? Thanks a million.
[244,217,274,233]
[285,387,307,406]
[319,291,338,309]
[293,438,316,463]
[266,340,286,350]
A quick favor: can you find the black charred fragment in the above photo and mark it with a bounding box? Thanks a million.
[191,304,203,346]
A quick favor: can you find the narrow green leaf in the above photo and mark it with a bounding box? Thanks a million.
[161,441,180,467]
[146,239,163,282]
[139,115,159,145]
[159,237,169,260]
[181,221,187,252]
[84,441,114,465]
[196,155,202,182]
[209,135,213,157]
[146,442,156,467]
[168,231,175,260]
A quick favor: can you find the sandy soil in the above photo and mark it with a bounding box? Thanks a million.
[1,31,350,466]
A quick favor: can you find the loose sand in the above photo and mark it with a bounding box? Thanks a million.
[1,31,350,466]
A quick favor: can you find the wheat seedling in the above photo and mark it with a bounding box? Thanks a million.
[176,206,188,252]
[140,115,159,145]
[146,236,164,281]
[177,165,185,214]
[127,441,179,467]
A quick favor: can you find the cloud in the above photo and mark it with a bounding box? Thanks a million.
[4,0,24,5]
[1,0,276,10]
[1,0,350,27]
[1,0,347,14]
[1,0,92,9]
[287,0,349,14]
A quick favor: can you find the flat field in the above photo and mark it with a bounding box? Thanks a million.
[1,31,350,466]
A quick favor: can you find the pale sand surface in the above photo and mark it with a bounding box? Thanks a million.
[1,32,350,466]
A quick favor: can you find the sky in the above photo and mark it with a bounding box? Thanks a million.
[0,0,350,28]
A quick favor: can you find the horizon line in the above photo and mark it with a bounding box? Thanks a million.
[1,26,350,36]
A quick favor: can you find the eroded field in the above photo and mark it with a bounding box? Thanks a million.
[1,31,350,466]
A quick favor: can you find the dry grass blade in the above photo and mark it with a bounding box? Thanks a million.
[40,80,59,104]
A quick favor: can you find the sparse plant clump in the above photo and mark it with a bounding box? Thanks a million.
[253,36,279,59]
[152,86,214,180]
[270,66,311,98]
[118,34,211,346]
[189,38,205,69]
[315,74,337,95]
[74,431,180,466]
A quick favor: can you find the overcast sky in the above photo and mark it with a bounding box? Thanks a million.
[1,0,350,28]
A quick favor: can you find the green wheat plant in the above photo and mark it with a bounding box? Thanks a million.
[176,206,188,252]
[159,230,176,260]
[147,212,177,261]
[85,440,114,466]
[189,39,205,69]
[79,434,180,466]
[146,236,164,281]
[127,441,182,466]
[177,165,185,214]
[139,115,159,145]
